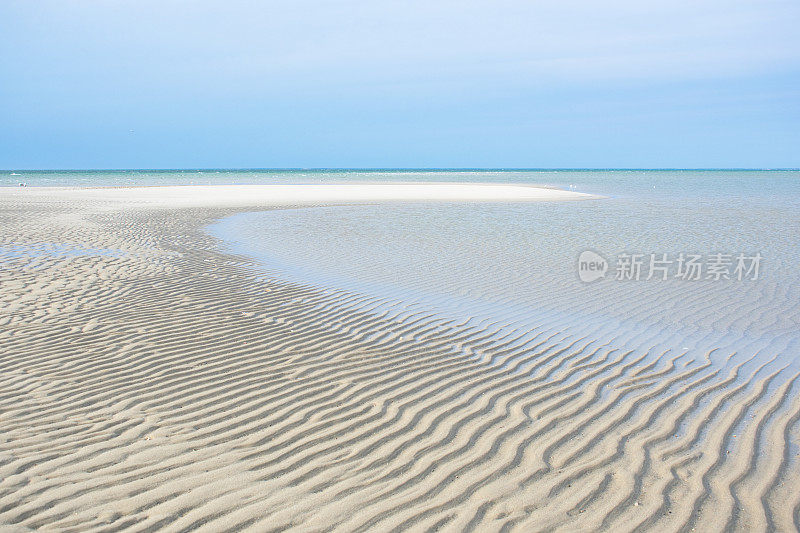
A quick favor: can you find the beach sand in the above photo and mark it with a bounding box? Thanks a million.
[1,184,798,532]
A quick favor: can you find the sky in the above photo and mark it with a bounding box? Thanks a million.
[1,0,799,169]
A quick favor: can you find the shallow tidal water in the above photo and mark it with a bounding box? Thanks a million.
[209,170,800,376]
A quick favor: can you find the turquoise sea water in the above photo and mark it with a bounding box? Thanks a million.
[2,168,798,197]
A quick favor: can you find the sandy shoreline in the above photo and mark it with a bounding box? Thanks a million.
[1,185,798,531]
[1,182,598,210]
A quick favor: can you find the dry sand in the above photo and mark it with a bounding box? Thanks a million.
[0,182,597,209]
[0,184,798,532]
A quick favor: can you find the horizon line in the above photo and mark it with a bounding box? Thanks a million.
[3,167,800,173]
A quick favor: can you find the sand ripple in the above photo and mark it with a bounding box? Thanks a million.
[0,201,799,532]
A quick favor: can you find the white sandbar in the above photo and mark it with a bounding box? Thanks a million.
[1,182,598,209]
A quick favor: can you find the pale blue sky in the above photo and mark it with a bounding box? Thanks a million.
[2,0,799,169]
